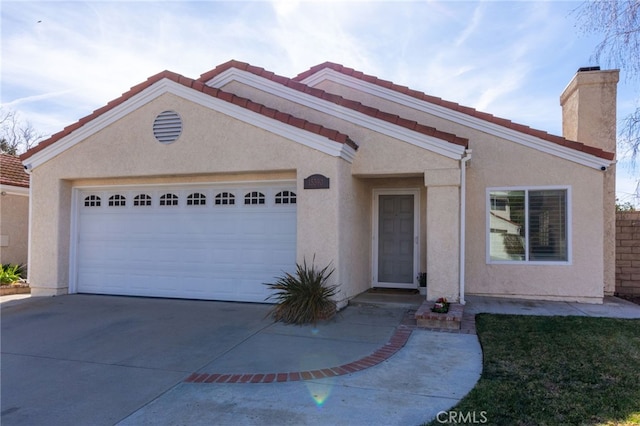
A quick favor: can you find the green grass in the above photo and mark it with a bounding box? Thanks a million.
[427,315,640,426]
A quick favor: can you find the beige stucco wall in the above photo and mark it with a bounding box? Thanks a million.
[0,190,29,268]
[28,92,351,297]
[312,78,607,302]
[221,79,464,299]
[464,134,605,302]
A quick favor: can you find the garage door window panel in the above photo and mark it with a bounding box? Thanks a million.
[215,192,235,206]
[108,194,127,207]
[244,191,265,205]
[160,193,179,206]
[275,191,296,204]
[133,194,152,207]
[187,193,207,206]
[84,195,101,207]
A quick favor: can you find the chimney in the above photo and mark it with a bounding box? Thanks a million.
[560,67,620,299]
[559,67,620,153]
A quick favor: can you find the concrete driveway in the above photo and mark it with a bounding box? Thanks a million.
[1,294,483,426]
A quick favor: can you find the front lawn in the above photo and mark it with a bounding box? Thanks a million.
[428,315,640,425]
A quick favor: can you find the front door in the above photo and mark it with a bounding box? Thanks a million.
[374,191,418,289]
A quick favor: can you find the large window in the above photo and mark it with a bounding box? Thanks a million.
[488,188,569,263]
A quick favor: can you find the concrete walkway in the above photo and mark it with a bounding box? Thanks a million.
[2,293,639,426]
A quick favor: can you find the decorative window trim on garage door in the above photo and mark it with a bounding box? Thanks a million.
[134,194,152,206]
[84,195,101,207]
[244,191,266,205]
[215,192,235,205]
[159,193,179,206]
[77,183,297,211]
[187,192,207,206]
[108,194,126,207]
[275,191,296,204]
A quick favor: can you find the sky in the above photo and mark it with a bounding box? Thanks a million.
[1,0,638,205]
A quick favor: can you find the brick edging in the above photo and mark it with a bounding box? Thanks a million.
[184,324,416,385]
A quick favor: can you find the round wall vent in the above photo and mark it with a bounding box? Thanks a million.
[153,110,182,144]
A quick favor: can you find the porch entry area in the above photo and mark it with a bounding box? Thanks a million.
[372,189,420,290]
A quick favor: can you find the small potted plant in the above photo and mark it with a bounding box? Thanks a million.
[417,272,427,296]
[431,297,449,313]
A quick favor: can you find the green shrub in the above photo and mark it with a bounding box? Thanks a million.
[265,258,338,325]
[0,264,24,285]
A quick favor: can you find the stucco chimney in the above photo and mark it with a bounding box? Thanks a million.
[560,67,620,298]
[560,67,619,153]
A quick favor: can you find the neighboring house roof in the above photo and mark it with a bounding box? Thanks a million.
[21,70,358,161]
[198,60,469,149]
[0,153,30,188]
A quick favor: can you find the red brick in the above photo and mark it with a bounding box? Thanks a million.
[227,374,241,383]
[239,374,253,383]
[276,373,288,382]
[300,371,313,380]
[184,373,200,383]
[331,367,349,376]
[289,372,301,382]
[193,374,209,383]
[216,374,231,383]
[251,374,265,383]
[340,364,359,373]
[204,374,221,383]
[321,368,338,377]
[263,374,276,383]
[310,370,325,379]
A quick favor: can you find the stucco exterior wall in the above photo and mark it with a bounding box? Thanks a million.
[28,93,351,297]
[464,134,605,302]
[0,190,29,267]
[220,80,460,176]
[313,78,607,302]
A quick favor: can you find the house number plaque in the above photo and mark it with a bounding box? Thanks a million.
[304,174,330,189]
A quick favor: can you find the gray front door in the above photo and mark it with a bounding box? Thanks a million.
[377,194,414,286]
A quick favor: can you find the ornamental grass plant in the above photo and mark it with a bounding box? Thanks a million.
[265,258,338,325]
[0,264,24,285]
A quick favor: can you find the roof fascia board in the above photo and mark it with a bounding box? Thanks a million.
[0,184,29,196]
[301,69,612,170]
[25,79,355,169]
[205,69,466,160]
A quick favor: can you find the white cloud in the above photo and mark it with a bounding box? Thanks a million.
[1,0,636,200]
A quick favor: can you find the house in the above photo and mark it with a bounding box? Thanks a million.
[20,61,619,305]
[0,153,30,268]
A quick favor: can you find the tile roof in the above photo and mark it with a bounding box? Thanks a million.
[293,62,615,161]
[21,71,357,161]
[0,153,30,188]
[199,60,469,149]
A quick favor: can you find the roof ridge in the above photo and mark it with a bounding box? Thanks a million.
[199,62,469,149]
[22,69,357,160]
[293,62,614,161]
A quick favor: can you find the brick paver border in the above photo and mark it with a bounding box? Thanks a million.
[184,324,415,384]
[184,309,477,385]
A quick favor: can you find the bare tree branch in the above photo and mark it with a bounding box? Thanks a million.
[576,0,640,169]
[0,107,44,155]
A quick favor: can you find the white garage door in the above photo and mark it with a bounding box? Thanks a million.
[74,182,296,302]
